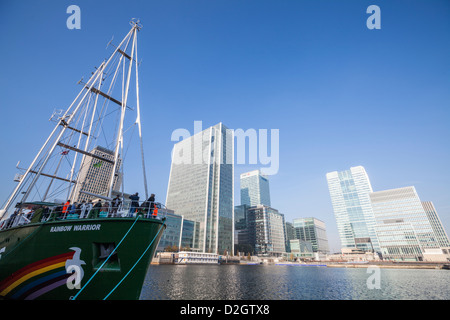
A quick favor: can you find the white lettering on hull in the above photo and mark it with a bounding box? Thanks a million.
[50,224,101,232]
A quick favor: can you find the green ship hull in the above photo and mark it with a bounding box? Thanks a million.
[0,217,165,300]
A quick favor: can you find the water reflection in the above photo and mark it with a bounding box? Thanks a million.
[140,265,450,300]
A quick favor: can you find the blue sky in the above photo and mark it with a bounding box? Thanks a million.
[0,0,449,252]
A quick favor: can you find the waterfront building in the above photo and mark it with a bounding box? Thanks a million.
[240,170,271,207]
[74,146,122,202]
[247,205,286,256]
[292,217,330,254]
[234,204,249,232]
[180,218,198,251]
[156,208,181,252]
[166,123,234,254]
[289,239,314,259]
[326,166,380,252]
[233,204,285,256]
[284,221,295,252]
[326,248,380,262]
[421,201,450,250]
[155,209,199,253]
[234,204,252,254]
[369,186,448,261]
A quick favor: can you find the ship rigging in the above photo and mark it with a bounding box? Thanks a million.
[1,19,149,220]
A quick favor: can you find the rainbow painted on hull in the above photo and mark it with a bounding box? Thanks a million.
[0,250,77,300]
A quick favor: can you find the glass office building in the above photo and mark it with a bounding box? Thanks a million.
[422,201,450,249]
[370,187,441,261]
[292,217,329,254]
[156,209,182,252]
[240,170,271,207]
[156,210,198,252]
[326,166,380,252]
[284,221,295,252]
[289,239,314,259]
[247,205,286,256]
[180,218,198,250]
[234,204,286,256]
[166,123,234,254]
[234,204,251,254]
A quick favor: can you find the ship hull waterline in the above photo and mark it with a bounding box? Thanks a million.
[0,218,165,300]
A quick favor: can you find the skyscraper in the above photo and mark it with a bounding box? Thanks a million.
[247,205,286,256]
[240,169,271,207]
[234,204,287,256]
[234,204,251,254]
[326,166,380,252]
[166,123,234,254]
[369,186,446,261]
[422,201,450,249]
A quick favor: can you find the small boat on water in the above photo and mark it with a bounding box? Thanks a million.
[176,252,220,265]
[0,20,166,300]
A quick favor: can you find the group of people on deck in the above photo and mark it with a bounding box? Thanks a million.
[1,193,158,229]
[55,193,158,220]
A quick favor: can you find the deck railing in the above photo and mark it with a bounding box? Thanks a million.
[0,200,167,230]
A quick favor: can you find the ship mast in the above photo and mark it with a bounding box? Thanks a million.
[0,20,149,219]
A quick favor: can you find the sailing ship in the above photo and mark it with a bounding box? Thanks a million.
[0,20,166,300]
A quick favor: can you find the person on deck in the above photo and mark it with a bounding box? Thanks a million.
[100,201,110,217]
[85,200,93,218]
[30,207,44,223]
[69,202,77,216]
[79,201,87,219]
[51,203,65,221]
[112,195,122,216]
[147,194,155,218]
[88,200,102,219]
[128,192,140,216]
[62,200,70,218]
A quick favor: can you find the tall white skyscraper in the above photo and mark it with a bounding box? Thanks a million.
[326,166,380,252]
[370,187,448,261]
[166,123,234,254]
[422,201,450,249]
[240,170,271,207]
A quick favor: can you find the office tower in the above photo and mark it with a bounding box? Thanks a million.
[284,221,295,252]
[292,217,330,254]
[155,209,198,252]
[166,123,234,254]
[422,201,450,249]
[74,146,122,202]
[240,170,271,207]
[234,204,286,256]
[247,205,286,256]
[370,186,444,261]
[234,204,251,254]
[326,166,380,252]
[180,218,198,251]
[156,209,181,252]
